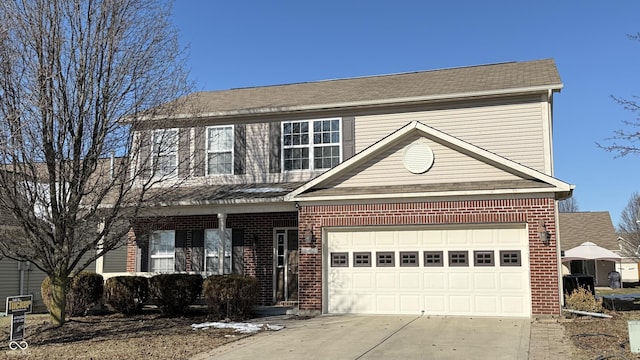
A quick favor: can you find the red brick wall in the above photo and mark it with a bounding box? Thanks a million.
[127,212,297,305]
[298,197,559,316]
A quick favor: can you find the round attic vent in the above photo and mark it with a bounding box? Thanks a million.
[403,142,434,174]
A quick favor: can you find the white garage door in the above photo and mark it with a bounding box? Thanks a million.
[326,226,531,317]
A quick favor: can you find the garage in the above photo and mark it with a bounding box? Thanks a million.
[325,225,531,317]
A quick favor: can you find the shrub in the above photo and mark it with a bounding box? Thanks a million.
[41,272,104,317]
[565,285,603,313]
[202,274,259,320]
[104,276,149,315]
[148,274,203,315]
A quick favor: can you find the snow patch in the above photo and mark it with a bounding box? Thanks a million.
[191,321,285,333]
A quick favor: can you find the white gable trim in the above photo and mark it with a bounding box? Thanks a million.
[286,121,573,201]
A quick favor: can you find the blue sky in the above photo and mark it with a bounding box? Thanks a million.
[171,1,640,227]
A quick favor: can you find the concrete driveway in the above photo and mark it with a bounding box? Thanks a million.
[194,315,532,360]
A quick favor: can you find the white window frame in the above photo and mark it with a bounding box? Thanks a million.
[149,230,175,273]
[205,125,234,175]
[281,118,341,171]
[151,128,178,178]
[205,228,232,275]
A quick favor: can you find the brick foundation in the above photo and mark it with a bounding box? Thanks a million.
[297,197,560,316]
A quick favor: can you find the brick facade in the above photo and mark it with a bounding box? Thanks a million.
[127,212,297,305]
[297,197,560,316]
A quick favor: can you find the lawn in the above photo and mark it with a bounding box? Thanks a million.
[1,310,251,359]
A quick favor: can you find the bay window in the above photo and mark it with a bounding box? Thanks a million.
[206,126,234,175]
[282,118,341,171]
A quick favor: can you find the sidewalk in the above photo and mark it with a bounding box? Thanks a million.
[529,318,573,359]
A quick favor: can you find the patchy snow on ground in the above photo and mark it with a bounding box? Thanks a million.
[191,321,285,333]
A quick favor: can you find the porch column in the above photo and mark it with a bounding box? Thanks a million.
[218,213,226,274]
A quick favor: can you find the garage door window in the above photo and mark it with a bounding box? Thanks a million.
[354,252,371,267]
[448,251,468,267]
[376,252,395,267]
[400,252,419,267]
[499,250,522,266]
[474,251,494,266]
[331,252,349,267]
[424,251,443,267]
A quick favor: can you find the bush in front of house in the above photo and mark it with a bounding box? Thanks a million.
[41,271,104,317]
[148,273,203,315]
[565,285,603,313]
[202,274,259,320]
[104,276,149,315]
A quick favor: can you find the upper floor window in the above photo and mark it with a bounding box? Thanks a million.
[282,118,341,171]
[151,129,178,177]
[206,126,234,175]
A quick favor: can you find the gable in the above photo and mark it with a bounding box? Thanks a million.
[288,121,573,201]
[558,212,619,251]
[324,132,521,189]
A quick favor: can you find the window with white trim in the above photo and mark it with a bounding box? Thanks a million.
[151,129,178,177]
[150,230,175,272]
[282,118,341,171]
[206,126,234,175]
[205,229,232,274]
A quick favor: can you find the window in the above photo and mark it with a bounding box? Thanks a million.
[353,252,371,267]
[282,119,341,171]
[152,129,178,177]
[376,252,395,267]
[205,229,232,274]
[448,251,468,267]
[400,252,419,267]
[500,251,522,266]
[424,251,443,267]
[150,230,175,272]
[206,126,233,175]
[474,251,494,266]
[331,252,349,267]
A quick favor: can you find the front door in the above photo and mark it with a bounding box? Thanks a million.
[274,228,298,303]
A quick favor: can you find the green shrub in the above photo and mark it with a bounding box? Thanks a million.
[41,272,104,317]
[565,285,603,313]
[104,276,149,315]
[202,274,258,320]
[148,274,203,315]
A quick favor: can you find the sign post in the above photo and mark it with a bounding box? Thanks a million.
[5,295,32,350]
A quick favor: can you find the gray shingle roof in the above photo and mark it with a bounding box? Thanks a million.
[167,59,562,118]
[558,212,619,251]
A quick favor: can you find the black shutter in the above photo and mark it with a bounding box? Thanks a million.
[191,229,204,272]
[193,127,206,176]
[137,233,149,272]
[232,229,244,274]
[178,128,190,178]
[269,122,281,173]
[175,230,187,272]
[342,117,355,160]
[234,125,246,175]
[138,131,152,179]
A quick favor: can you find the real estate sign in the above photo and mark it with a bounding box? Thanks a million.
[5,295,32,350]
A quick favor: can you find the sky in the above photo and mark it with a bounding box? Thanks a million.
[170,1,640,227]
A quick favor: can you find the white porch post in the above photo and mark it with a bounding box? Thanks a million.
[218,213,226,274]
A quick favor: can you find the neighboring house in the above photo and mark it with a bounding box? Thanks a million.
[103,59,574,318]
[616,233,640,283]
[558,211,620,286]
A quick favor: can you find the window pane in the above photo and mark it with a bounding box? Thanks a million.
[208,152,232,174]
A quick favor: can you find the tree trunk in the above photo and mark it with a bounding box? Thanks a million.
[49,275,68,326]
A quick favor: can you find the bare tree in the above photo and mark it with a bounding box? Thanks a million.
[617,192,640,258]
[0,0,191,326]
[558,197,579,213]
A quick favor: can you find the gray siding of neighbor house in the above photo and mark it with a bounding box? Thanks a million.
[101,245,127,273]
[0,258,48,313]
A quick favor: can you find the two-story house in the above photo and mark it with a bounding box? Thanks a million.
[115,59,573,318]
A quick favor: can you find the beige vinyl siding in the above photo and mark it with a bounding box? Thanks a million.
[355,98,548,173]
[327,134,520,188]
[0,259,48,313]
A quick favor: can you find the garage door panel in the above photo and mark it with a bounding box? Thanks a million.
[327,226,530,317]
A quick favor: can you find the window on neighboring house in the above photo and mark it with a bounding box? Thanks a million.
[206,126,234,175]
[152,129,178,177]
[205,229,232,274]
[282,118,341,171]
[150,230,175,272]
